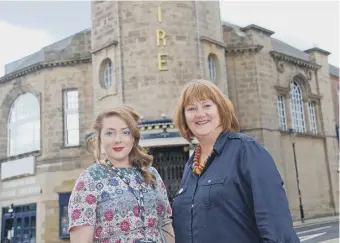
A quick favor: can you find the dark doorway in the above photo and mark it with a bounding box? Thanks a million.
[149,146,189,203]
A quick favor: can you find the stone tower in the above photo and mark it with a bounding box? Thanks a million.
[91,1,226,119]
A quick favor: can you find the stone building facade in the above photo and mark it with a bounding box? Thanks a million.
[0,1,338,242]
[223,22,339,220]
[0,30,94,242]
[329,64,339,139]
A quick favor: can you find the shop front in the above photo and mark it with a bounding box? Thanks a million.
[1,203,36,243]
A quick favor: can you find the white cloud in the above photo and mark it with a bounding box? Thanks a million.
[219,1,339,67]
[0,21,54,77]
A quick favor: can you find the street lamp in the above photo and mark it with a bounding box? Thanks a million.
[288,128,305,223]
[8,203,15,219]
[6,204,15,242]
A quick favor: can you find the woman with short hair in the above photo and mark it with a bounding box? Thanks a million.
[172,79,299,243]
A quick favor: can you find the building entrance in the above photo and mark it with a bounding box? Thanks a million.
[1,204,36,243]
[149,146,189,203]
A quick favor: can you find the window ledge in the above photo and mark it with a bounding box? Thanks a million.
[62,145,81,150]
[59,235,70,240]
[280,130,324,138]
[0,150,40,163]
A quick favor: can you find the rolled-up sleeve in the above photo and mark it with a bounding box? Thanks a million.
[241,141,300,243]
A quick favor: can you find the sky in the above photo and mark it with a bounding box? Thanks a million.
[0,1,338,77]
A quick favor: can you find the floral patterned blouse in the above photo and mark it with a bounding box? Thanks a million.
[68,162,172,243]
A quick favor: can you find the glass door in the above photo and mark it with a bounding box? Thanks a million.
[1,204,36,243]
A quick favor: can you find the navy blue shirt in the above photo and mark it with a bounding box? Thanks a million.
[172,132,300,243]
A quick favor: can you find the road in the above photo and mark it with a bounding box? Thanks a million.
[295,220,339,242]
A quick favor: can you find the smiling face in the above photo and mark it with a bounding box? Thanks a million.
[100,115,134,167]
[184,99,222,140]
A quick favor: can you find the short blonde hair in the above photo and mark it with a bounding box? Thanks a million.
[174,79,240,141]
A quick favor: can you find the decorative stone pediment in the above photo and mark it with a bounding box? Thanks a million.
[270,51,320,74]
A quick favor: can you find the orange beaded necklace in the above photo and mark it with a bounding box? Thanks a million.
[192,143,215,176]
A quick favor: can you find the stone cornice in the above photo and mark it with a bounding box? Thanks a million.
[0,57,92,84]
[304,47,331,56]
[90,40,118,54]
[270,51,321,71]
[240,24,275,36]
[274,85,289,95]
[200,36,226,49]
[199,35,263,53]
[308,93,323,100]
[225,44,263,53]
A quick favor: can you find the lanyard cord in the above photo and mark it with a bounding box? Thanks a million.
[103,157,148,237]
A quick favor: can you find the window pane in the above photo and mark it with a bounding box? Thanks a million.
[277,96,287,130]
[66,114,79,130]
[290,81,305,133]
[61,205,70,235]
[66,91,78,109]
[8,93,40,156]
[67,130,79,146]
[308,102,317,134]
[64,90,79,146]
[17,123,33,153]
[10,121,37,154]
[208,55,217,82]
[104,61,113,88]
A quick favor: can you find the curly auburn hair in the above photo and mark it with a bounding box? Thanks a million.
[92,105,156,187]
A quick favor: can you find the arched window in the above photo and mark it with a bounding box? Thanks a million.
[8,93,40,156]
[104,60,112,88]
[208,54,217,82]
[290,81,306,133]
[100,59,113,89]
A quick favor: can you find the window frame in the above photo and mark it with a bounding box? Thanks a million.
[277,95,287,131]
[7,93,41,156]
[104,60,113,89]
[208,54,217,82]
[308,101,317,134]
[63,89,80,147]
[290,81,306,133]
[59,192,71,239]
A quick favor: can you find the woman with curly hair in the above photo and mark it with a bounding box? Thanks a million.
[68,106,174,243]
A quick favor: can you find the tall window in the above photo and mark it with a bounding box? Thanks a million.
[8,93,40,156]
[308,102,317,134]
[64,90,79,146]
[100,58,113,90]
[277,96,287,130]
[208,54,217,82]
[104,60,112,89]
[59,193,71,239]
[290,81,306,133]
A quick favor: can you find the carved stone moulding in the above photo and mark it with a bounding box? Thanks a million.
[270,51,320,75]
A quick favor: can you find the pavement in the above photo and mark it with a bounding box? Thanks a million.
[294,215,339,228]
[294,216,339,243]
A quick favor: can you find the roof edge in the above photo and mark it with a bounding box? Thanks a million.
[240,24,275,36]
[0,56,92,84]
[304,47,331,56]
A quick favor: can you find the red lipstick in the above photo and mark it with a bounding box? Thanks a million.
[113,147,124,152]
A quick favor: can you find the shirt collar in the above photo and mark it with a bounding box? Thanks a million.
[213,131,231,155]
[188,131,231,163]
